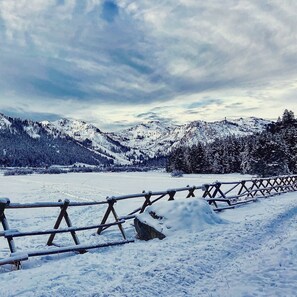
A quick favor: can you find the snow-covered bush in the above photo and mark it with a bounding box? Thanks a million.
[171,170,184,177]
[37,168,68,174]
[69,167,94,173]
[3,168,34,176]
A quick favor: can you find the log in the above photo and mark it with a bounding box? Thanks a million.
[134,217,165,241]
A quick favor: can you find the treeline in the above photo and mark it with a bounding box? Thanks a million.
[167,110,297,177]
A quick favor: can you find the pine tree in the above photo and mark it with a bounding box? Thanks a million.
[248,134,289,177]
[282,109,295,124]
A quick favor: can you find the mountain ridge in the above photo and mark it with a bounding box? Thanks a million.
[0,113,271,167]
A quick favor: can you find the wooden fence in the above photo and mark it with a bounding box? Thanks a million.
[1,174,297,270]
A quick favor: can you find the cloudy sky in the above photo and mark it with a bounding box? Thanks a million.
[0,0,296,130]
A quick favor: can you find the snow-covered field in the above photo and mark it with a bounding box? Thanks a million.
[1,172,297,297]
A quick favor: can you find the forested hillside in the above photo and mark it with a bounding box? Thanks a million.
[0,116,112,167]
[167,110,297,177]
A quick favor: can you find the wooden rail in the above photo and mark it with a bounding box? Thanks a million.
[1,174,297,270]
[0,197,133,269]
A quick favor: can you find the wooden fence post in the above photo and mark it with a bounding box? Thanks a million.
[47,199,69,246]
[0,198,17,253]
[97,199,113,235]
[212,183,226,199]
[287,176,295,191]
[266,178,276,195]
[253,179,266,197]
[97,198,127,240]
[140,192,152,213]
[292,176,297,190]
[110,205,127,240]
[186,186,195,198]
[271,178,277,192]
[202,184,212,198]
[168,190,176,201]
[0,198,21,269]
[274,177,283,192]
[47,199,82,251]
[237,181,249,196]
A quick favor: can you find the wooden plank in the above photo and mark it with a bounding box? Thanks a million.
[220,182,241,198]
[28,240,134,257]
[3,220,126,237]
[213,205,235,212]
[62,207,81,247]
[110,207,127,240]
[232,198,257,205]
[97,201,114,235]
[206,198,231,204]
[7,200,108,209]
[0,253,29,266]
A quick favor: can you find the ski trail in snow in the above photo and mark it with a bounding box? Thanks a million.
[190,197,297,296]
[55,190,95,202]
[49,184,123,202]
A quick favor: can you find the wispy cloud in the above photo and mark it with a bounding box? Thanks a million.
[0,0,296,129]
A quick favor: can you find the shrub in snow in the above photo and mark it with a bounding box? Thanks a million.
[135,198,227,240]
[3,169,34,176]
[69,167,94,173]
[38,168,68,174]
[171,170,184,177]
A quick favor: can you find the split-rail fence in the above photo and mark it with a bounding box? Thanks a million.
[1,174,296,270]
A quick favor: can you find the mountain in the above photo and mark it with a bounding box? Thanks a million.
[0,113,271,167]
[109,117,270,158]
[41,119,136,165]
[0,114,112,167]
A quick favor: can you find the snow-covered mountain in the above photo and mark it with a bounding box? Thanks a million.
[109,117,270,158]
[41,119,134,165]
[0,114,114,167]
[0,112,271,166]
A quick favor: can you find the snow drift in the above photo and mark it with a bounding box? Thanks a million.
[136,198,227,237]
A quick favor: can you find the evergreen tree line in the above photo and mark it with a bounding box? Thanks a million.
[167,110,297,177]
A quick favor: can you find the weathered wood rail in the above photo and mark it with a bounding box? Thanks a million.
[1,174,297,270]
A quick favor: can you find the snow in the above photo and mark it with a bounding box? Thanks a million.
[23,125,41,139]
[137,199,227,236]
[0,114,12,129]
[1,172,297,296]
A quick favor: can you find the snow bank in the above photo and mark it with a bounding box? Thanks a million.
[136,198,227,236]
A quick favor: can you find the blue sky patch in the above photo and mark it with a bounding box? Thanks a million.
[102,1,119,23]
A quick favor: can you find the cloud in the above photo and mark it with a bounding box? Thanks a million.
[136,111,173,123]
[0,0,296,129]
[187,99,223,109]
[1,108,61,122]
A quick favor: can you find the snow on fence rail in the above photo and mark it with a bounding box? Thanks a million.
[1,174,297,270]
